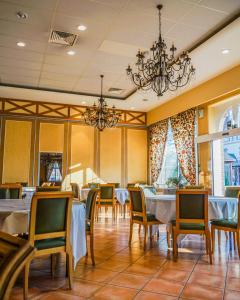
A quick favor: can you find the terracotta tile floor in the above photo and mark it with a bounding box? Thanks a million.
[10,217,240,300]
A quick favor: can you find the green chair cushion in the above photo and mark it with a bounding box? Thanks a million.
[224,187,239,198]
[35,237,66,250]
[99,201,114,205]
[86,223,90,232]
[125,199,130,203]
[171,220,205,230]
[100,186,114,199]
[133,214,158,222]
[210,219,237,229]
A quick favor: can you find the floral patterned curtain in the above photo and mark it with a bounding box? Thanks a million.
[149,119,169,184]
[170,108,196,185]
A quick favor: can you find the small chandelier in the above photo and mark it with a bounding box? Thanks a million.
[126,4,195,97]
[83,75,122,131]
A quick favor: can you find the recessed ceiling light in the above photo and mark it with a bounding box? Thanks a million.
[17,41,26,47]
[77,25,87,31]
[81,101,86,104]
[67,50,75,56]
[142,98,148,102]
[221,49,230,54]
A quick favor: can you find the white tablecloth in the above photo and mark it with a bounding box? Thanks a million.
[0,199,86,268]
[80,188,129,205]
[146,195,238,224]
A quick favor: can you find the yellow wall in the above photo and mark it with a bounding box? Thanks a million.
[39,123,64,153]
[127,129,147,183]
[70,124,96,187]
[3,120,32,183]
[148,64,240,125]
[100,128,122,184]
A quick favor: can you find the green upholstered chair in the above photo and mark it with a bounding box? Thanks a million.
[224,186,240,198]
[184,185,205,189]
[0,231,35,300]
[36,186,61,192]
[169,189,212,264]
[21,191,73,299]
[88,183,100,189]
[0,184,22,199]
[97,184,117,221]
[70,183,80,200]
[127,183,135,188]
[85,189,98,265]
[211,192,240,257]
[108,183,120,188]
[128,187,161,250]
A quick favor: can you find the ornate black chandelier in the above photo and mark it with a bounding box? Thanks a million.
[126,4,195,97]
[83,75,122,131]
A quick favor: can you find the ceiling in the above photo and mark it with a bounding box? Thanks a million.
[0,0,240,112]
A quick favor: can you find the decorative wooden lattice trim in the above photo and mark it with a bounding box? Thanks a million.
[0,98,147,126]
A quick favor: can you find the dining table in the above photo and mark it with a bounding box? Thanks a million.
[0,198,86,269]
[145,194,238,224]
[80,187,129,205]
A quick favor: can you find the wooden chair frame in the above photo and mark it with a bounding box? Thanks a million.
[211,192,240,257]
[0,183,22,199]
[36,186,61,192]
[23,191,73,299]
[128,187,162,250]
[85,189,98,266]
[97,184,117,221]
[0,231,35,300]
[172,189,212,264]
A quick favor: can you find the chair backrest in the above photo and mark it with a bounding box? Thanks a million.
[71,183,80,199]
[128,187,147,220]
[108,183,120,188]
[127,183,135,188]
[85,189,98,230]
[237,192,240,230]
[36,186,61,192]
[0,231,35,300]
[0,184,22,199]
[28,192,73,250]
[99,184,115,203]
[176,189,209,230]
[225,186,240,198]
[185,185,205,189]
[88,183,99,189]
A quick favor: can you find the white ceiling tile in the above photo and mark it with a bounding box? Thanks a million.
[41,64,83,76]
[0,65,40,77]
[39,78,75,90]
[0,56,42,70]
[181,4,227,29]
[199,0,240,14]
[0,75,39,86]
[40,71,79,83]
[88,0,128,9]
[0,46,44,62]
[1,0,58,11]
[57,0,119,23]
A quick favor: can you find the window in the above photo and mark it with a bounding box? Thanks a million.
[157,124,187,188]
[49,161,62,182]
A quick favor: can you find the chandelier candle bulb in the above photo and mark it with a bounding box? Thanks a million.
[126,4,195,97]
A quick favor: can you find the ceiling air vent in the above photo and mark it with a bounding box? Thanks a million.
[108,87,125,95]
[49,30,78,46]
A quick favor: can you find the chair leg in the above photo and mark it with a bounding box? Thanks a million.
[123,204,126,219]
[233,231,236,250]
[205,234,209,255]
[51,254,57,278]
[138,224,141,234]
[167,230,171,249]
[150,225,153,247]
[206,230,212,264]
[129,221,133,246]
[173,229,178,259]
[218,230,221,245]
[90,232,95,266]
[211,227,215,254]
[236,231,240,258]
[144,225,148,251]
[66,252,73,289]
[23,261,30,300]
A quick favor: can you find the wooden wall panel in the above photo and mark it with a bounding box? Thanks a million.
[127,129,147,183]
[100,128,122,184]
[2,120,32,183]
